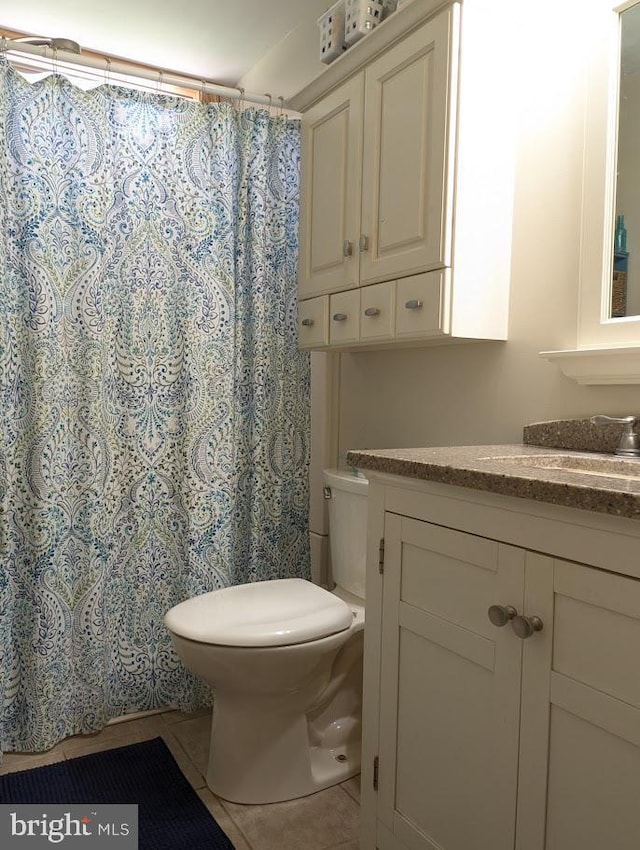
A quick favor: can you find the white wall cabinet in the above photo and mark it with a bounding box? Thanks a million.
[292,0,516,351]
[361,474,640,850]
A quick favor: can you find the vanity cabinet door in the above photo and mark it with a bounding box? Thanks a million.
[376,514,525,850]
[516,559,640,850]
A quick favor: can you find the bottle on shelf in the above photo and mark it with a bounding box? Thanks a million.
[615,214,627,255]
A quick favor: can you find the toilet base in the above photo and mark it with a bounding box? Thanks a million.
[205,702,361,804]
[308,737,361,792]
[206,704,360,804]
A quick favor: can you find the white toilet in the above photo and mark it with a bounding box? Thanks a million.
[164,468,368,804]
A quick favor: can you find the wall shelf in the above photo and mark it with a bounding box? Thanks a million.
[540,345,640,385]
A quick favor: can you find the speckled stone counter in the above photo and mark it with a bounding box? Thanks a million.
[523,417,623,454]
[346,418,640,520]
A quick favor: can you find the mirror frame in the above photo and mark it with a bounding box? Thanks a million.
[579,0,640,346]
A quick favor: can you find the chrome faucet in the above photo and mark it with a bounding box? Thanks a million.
[590,414,640,457]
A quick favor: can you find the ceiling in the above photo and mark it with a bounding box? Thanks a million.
[0,0,322,87]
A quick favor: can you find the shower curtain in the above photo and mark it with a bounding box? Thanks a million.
[0,59,310,758]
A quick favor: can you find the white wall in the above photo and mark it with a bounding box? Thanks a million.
[245,0,640,468]
[237,0,329,100]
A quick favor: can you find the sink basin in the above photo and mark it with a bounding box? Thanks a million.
[481,453,640,481]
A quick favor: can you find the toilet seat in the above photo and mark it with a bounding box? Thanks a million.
[164,578,354,647]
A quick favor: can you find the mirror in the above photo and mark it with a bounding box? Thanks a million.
[612,2,640,317]
[545,0,640,360]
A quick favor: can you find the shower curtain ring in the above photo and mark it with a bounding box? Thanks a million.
[156,70,163,93]
[265,93,273,113]
[104,56,112,85]
[279,96,285,116]
[236,87,245,111]
[200,79,206,102]
[0,37,8,55]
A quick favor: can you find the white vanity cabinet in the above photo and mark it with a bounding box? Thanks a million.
[361,474,640,850]
[292,0,516,351]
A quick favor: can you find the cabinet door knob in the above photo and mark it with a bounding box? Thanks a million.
[332,312,348,322]
[488,604,517,627]
[301,318,315,327]
[359,234,369,252]
[511,615,543,639]
[405,299,423,310]
[343,240,353,257]
[363,306,380,317]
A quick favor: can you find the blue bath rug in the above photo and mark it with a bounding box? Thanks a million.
[0,737,234,849]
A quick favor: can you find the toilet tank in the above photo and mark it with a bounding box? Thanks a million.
[323,468,369,599]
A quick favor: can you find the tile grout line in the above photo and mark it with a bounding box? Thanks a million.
[339,780,360,805]
[160,724,207,789]
[217,795,262,850]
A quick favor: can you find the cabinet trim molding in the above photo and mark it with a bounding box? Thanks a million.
[289,0,453,113]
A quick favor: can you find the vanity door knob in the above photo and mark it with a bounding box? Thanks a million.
[363,306,380,317]
[359,234,369,252]
[511,615,543,639]
[301,318,314,327]
[488,605,517,627]
[332,312,348,322]
[405,299,423,310]
[343,240,353,257]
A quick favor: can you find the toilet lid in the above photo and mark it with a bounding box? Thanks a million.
[164,578,354,647]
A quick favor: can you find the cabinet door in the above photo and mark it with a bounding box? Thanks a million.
[377,514,524,850]
[517,559,640,850]
[360,6,458,286]
[298,75,364,298]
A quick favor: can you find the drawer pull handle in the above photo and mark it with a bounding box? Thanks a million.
[343,240,353,257]
[405,299,423,310]
[332,312,348,322]
[511,615,543,640]
[488,605,517,627]
[363,307,380,317]
[359,234,369,252]
[301,318,315,327]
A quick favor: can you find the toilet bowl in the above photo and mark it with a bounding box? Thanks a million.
[164,468,368,804]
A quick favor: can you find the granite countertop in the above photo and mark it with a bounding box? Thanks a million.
[345,418,640,520]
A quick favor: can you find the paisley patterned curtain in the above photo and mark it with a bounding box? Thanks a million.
[0,60,309,757]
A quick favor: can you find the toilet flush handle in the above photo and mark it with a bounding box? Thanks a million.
[323,486,332,500]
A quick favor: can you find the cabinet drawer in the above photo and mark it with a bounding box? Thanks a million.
[330,289,360,345]
[395,270,446,339]
[298,296,329,348]
[360,281,395,341]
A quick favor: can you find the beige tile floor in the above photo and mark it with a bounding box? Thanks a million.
[0,709,361,850]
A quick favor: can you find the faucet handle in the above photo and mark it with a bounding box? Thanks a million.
[590,415,640,457]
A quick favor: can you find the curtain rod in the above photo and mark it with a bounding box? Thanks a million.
[0,37,290,110]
